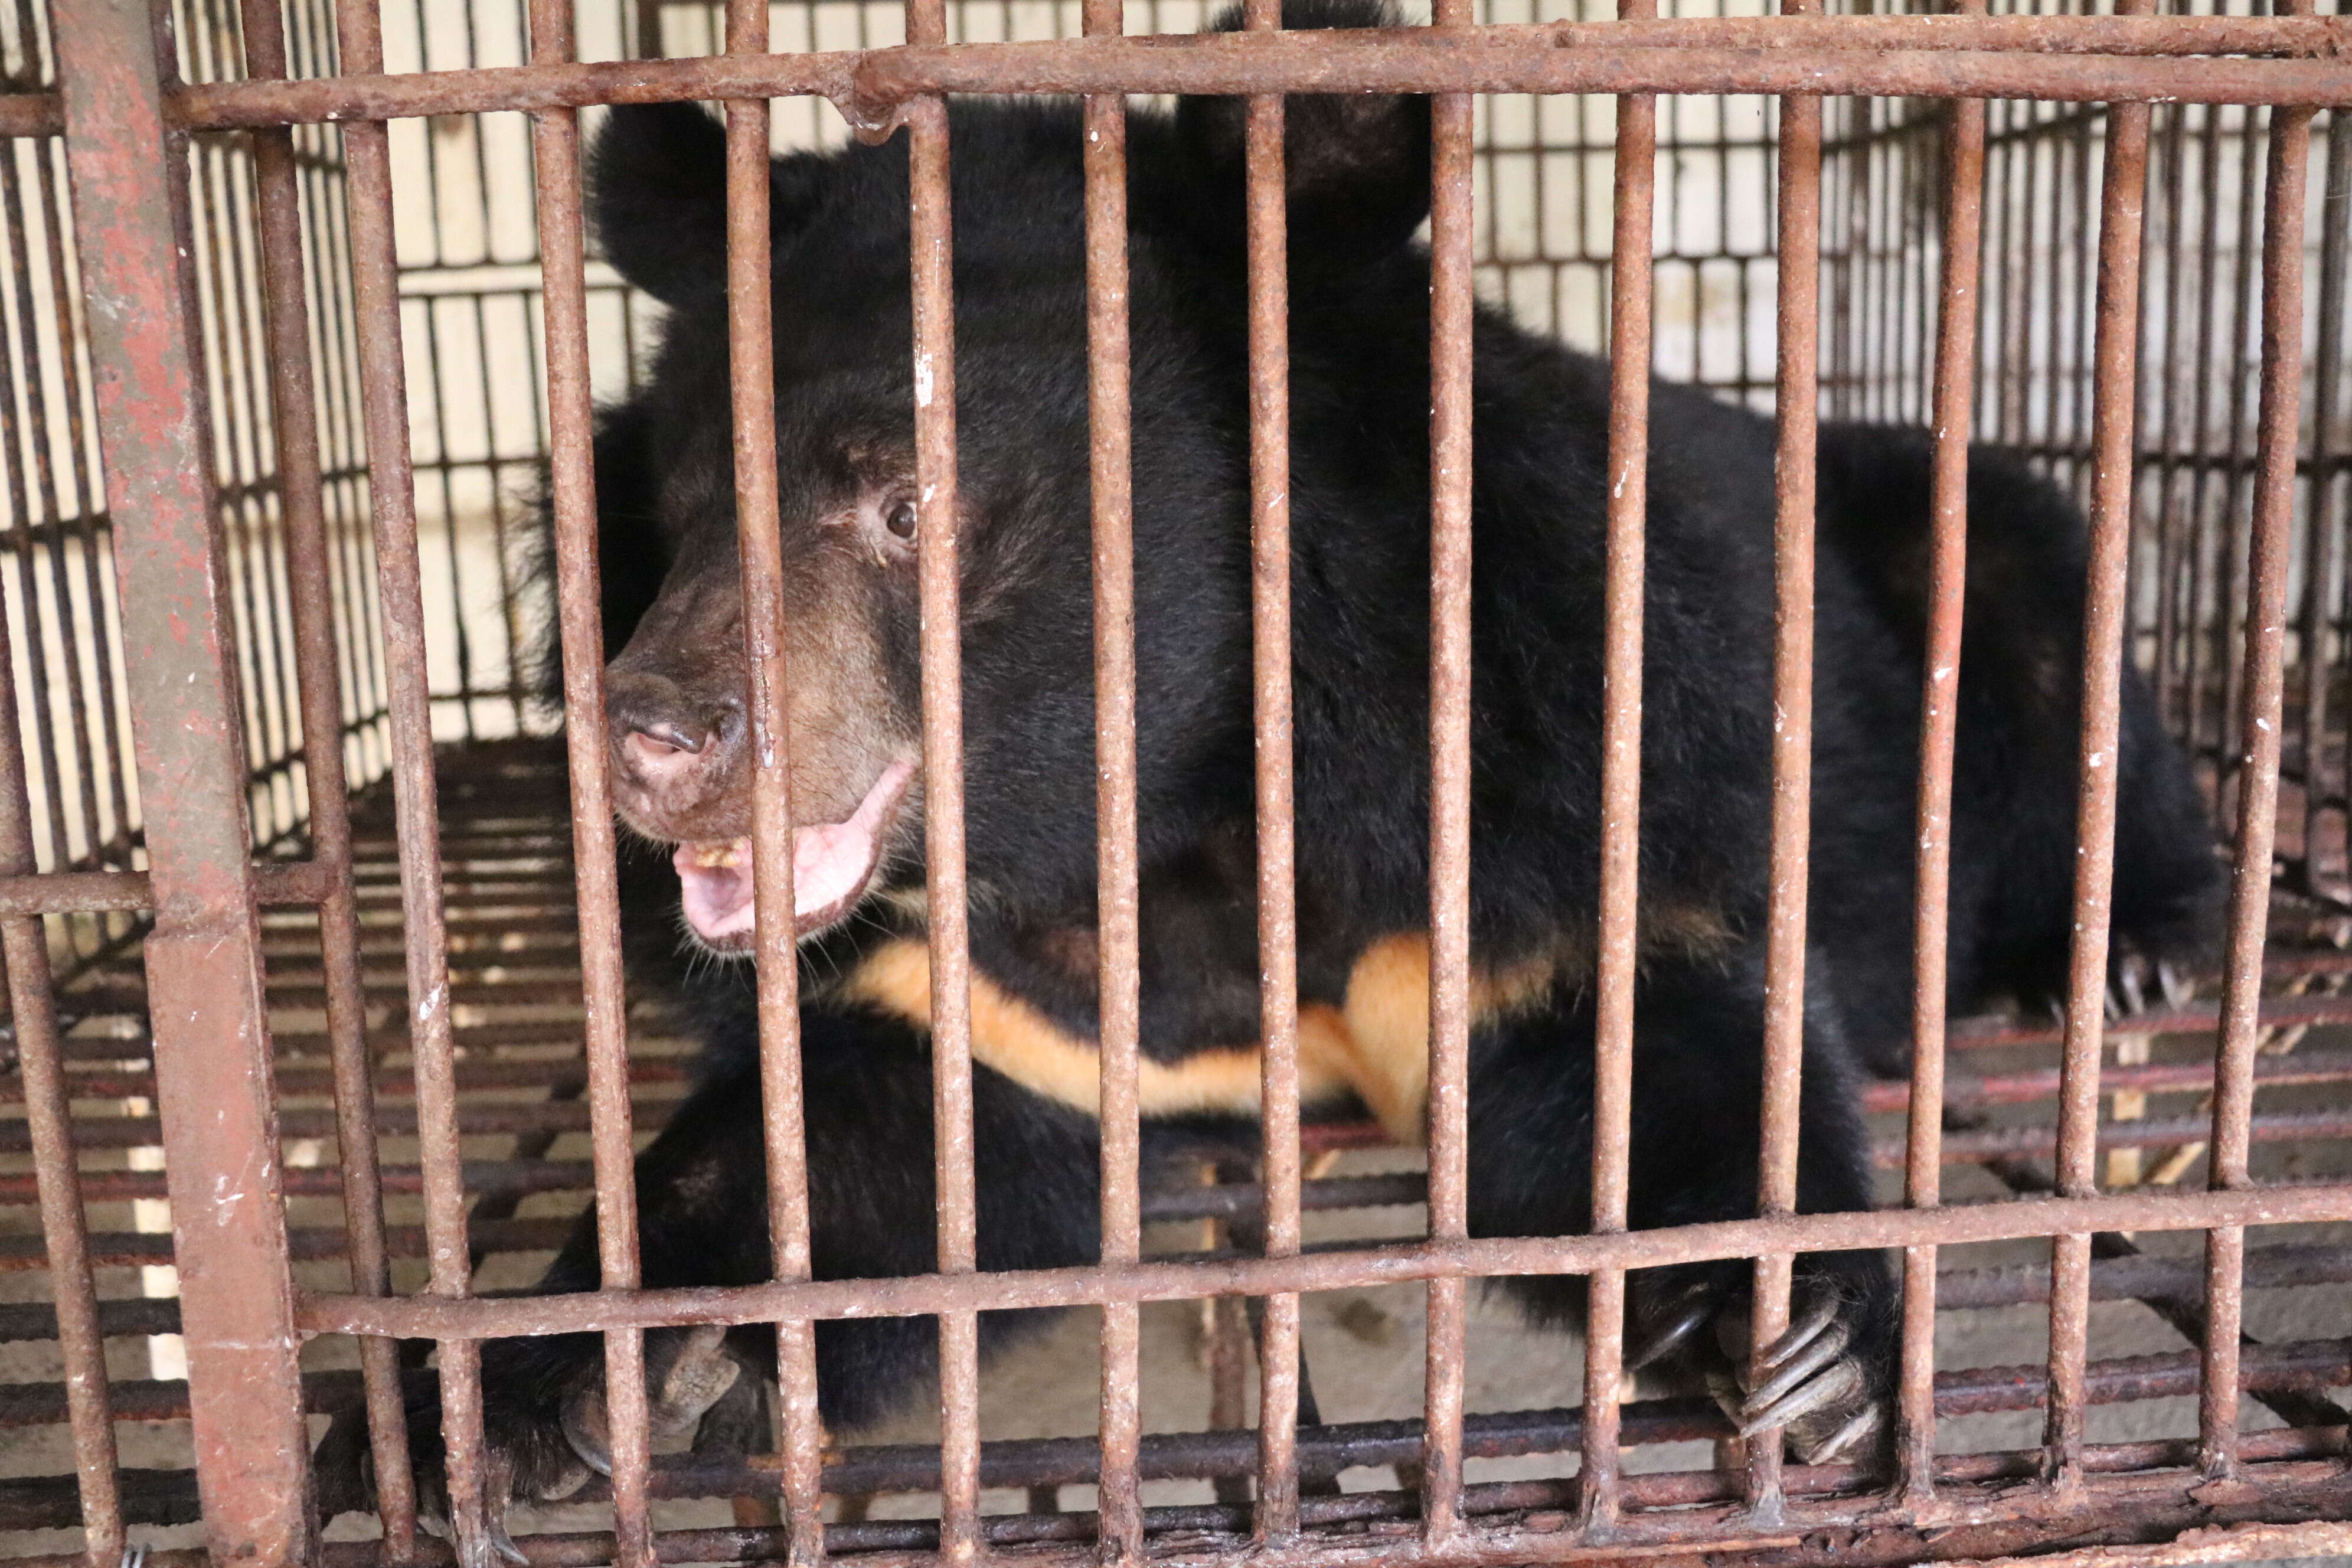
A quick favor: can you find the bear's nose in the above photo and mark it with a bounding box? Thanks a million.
[607,671,732,794]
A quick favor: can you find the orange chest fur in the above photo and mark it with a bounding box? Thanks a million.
[838,934,1555,1145]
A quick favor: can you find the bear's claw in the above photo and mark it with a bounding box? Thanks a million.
[1631,1270,1887,1469]
[560,1324,744,1479]
[1625,1273,1720,1373]
[1712,1279,1885,1466]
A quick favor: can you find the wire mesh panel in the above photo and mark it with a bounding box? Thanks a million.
[0,1,2350,1567]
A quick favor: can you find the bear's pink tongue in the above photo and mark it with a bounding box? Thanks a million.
[671,758,916,944]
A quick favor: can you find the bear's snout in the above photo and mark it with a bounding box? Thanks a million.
[605,665,746,838]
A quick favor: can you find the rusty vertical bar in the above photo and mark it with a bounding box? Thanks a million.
[239,0,416,1543]
[2180,107,2232,758]
[2199,55,2312,1483]
[0,614,120,1568]
[331,0,491,1552]
[54,0,314,1560]
[1580,2,1654,1537]
[1238,0,1300,1546]
[727,2,825,1560]
[2152,106,2193,781]
[1899,0,1985,1510]
[2047,13,2154,1494]
[1747,6,1822,1520]
[903,0,981,1541]
[2299,111,2348,892]
[1082,0,1142,1551]
[2211,114,2266,787]
[527,0,652,1557]
[1422,0,1474,1544]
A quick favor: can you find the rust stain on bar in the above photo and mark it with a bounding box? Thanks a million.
[2298,113,2351,896]
[331,0,494,1549]
[0,92,60,134]
[2046,9,2155,1490]
[901,40,984,1555]
[162,24,2352,134]
[718,0,828,1555]
[1900,0,1988,1511]
[1582,6,1656,1536]
[0,860,337,914]
[1079,0,1145,1548]
[239,0,417,1540]
[2199,55,2315,1482]
[54,0,315,1555]
[1239,0,1303,1540]
[527,0,654,1553]
[1748,0,1822,1514]
[296,1178,2352,1341]
[1423,0,1475,1538]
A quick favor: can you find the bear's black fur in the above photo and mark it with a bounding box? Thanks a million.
[318,0,2220,1533]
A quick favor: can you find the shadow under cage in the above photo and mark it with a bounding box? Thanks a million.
[0,0,2347,1563]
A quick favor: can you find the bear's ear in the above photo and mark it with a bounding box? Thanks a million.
[1173,0,1430,265]
[590,102,823,307]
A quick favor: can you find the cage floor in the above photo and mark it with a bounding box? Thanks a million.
[0,736,2348,1562]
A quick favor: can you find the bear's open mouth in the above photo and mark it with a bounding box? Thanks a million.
[671,757,917,951]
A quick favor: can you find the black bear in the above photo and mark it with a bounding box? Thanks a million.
[321,0,2219,1543]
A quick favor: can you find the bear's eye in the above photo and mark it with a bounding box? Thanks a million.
[886,498,917,539]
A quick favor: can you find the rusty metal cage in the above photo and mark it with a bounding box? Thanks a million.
[0,0,2350,1562]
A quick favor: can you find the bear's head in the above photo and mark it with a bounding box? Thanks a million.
[584,0,1429,955]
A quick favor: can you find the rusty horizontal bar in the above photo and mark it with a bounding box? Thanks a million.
[0,1158,599,1205]
[161,26,2352,135]
[0,1328,2329,1460]
[5,1240,2337,1349]
[1917,1108,2352,1166]
[10,1017,614,1069]
[1863,1048,2352,1113]
[3,1227,2338,1346]
[0,1218,580,1272]
[1945,991,2352,1050]
[148,1440,2352,1567]
[0,1296,184,1344]
[0,860,335,915]
[0,1160,1420,1212]
[0,1055,681,1105]
[0,1102,646,1154]
[292,1178,2352,1340]
[0,1351,2337,1534]
[0,93,61,136]
[1937,1241,2352,1309]
[587,1340,2352,1502]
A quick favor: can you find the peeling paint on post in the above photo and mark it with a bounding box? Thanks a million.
[54,0,315,1562]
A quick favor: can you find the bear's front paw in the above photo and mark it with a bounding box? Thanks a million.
[311,1326,749,1568]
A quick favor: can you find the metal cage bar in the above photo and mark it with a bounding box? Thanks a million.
[2044,0,2155,1494]
[1421,0,1475,1544]
[237,0,416,1541]
[526,0,654,1556]
[902,35,984,1557]
[1896,0,1987,1511]
[329,0,493,1551]
[1577,3,1654,1532]
[1080,0,1144,1549]
[1239,0,1302,1540]
[723,0,829,1556]
[1746,0,1821,1516]
[2199,25,2315,1483]
[53,0,311,1561]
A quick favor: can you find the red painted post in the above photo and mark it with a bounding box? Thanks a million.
[56,0,316,1561]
